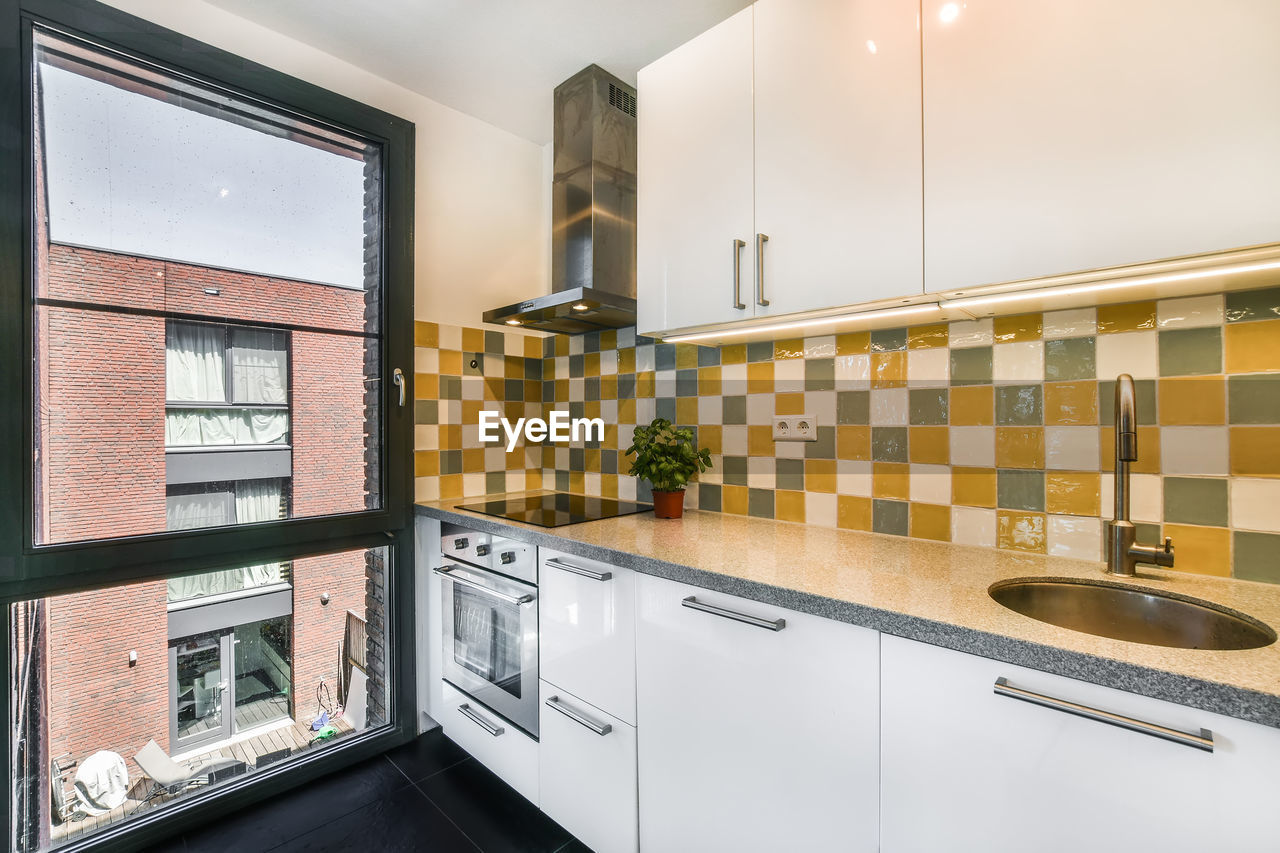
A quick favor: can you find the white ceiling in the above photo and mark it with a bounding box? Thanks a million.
[204,0,752,145]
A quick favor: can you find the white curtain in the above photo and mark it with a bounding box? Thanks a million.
[164,408,288,446]
[167,323,226,402]
[231,328,287,404]
[235,479,284,587]
[166,479,284,601]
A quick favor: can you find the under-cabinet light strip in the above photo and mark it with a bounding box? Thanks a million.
[662,303,943,343]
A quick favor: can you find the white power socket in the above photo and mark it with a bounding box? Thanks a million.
[772,414,818,442]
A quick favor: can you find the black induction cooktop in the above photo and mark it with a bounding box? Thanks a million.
[456,492,653,528]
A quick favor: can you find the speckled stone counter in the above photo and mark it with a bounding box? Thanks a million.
[416,496,1280,728]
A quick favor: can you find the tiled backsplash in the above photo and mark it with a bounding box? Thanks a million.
[415,285,1280,583]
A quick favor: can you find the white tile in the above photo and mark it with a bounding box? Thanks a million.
[415,347,439,373]
[774,358,805,392]
[721,425,748,456]
[805,492,838,528]
[871,388,909,425]
[569,335,585,356]
[506,470,526,492]
[599,399,617,423]
[910,464,951,505]
[1231,479,1280,532]
[554,355,569,379]
[503,334,525,357]
[1130,473,1163,522]
[805,391,837,425]
[950,318,993,348]
[992,341,1044,383]
[568,377,585,401]
[698,395,722,425]
[1157,294,1223,329]
[484,445,507,470]
[484,354,505,378]
[618,476,637,500]
[720,362,747,395]
[635,397,656,426]
[834,354,871,387]
[775,440,806,459]
[635,343,655,373]
[415,477,440,502]
[415,424,438,451]
[748,457,775,490]
[554,445,569,469]
[617,328,636,349]
[837,460,873,496]
[804,335,837,359]
[700,455,723,485]
[654,370,676,398]
[1161,426,1229,476]
[1048,515,1103,561]
[584,472,601,496]
[1043,308,1097,339]
[684,483,699,507]
[462,472,486,497]
[599,348,618,375]
[951,426,995,468]
[907,347,950,388]
[461,376,484,401]
[441,400,462,425]
[747,394,775,425]
[951,506,996,548]
[1095,331,1159,379]
[1045,426,1100,470]
[438,324,462,350]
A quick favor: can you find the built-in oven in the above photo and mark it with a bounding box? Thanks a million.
[436,524,540,737]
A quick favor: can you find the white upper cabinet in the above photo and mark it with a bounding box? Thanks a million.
[637,7,755,334]
[753,0,923,316]
[922,0,1280,293]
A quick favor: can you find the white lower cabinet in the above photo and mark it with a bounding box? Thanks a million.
[539,682,638,853]
[439,681,539,806]
[881,634,1280,852]
[635,575,880,852]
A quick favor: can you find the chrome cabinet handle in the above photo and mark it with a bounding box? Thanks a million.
[546,696,612,736]
[732,238,747,310]
[755,233,770,307]
[458,703,504,737]
[993,677,1213,752]
[433,566,534,606]
[545,557,612,582]
[392,367,406,407]
[681,596,785,631]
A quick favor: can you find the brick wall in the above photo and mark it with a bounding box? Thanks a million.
[292,331,368,517]
[290,552,367,727]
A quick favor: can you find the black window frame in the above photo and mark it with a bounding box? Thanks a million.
[0,1,417,850]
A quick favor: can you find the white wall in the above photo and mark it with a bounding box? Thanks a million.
[99,0,550,331]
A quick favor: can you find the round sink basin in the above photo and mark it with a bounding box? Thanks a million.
[989,577,1277,650]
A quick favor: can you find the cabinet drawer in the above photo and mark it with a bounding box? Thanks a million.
[539,549,636,724]
[440,681,538,806]
[539,683,638,853]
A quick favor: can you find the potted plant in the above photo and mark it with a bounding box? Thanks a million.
[624,417,713,519]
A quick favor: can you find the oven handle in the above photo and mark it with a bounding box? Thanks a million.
[433,566,535,606]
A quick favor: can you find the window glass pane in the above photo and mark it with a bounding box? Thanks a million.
[32,29,383,545]
[9,545,392,851]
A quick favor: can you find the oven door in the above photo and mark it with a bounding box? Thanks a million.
[437,561,539,737]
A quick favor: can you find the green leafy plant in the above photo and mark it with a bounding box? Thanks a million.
[624,417,713,493]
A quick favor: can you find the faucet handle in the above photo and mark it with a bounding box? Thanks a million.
[1156,537,1175,567]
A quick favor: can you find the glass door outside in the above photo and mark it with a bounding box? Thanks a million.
[170,632,231,751]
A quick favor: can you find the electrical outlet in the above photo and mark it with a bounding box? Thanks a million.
[772,415,818,441]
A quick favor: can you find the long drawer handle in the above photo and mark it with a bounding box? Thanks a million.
[993,677,1213,752]
[546,696,612,736]
[732,238,747,310]
[433,566,534,606]
[458,703,504,737]
[681,596,785,631]
[755,232,770,307]
[545,557,612,582]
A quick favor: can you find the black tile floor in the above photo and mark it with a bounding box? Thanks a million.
[145,729,589,853]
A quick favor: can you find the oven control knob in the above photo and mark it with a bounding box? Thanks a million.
[453,537,468,549]
[476,544,491,557]
[500,551,515,564]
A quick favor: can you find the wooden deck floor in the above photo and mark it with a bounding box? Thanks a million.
[49,715,357,846]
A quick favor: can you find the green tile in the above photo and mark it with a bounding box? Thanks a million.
[1098,379,1157,424]
[697,346,721,367]
[909,388,949,425]
[698,483,722,512]
[775,458,805,491]
[485,470,507,494]
[722,456,748,487]
[805,358,836,391]
[805,426,837,459]
[871,327,908,352]
[1226,286,1280,323]
[722,395,747,424]
[415,400,438,424]
[1234,531,1280,583]
[950,346,993,386]
[484,330,505,355]
[1163,477,1228,527]
[1134,521,1162,547]
[440,375,462,400]
[997,469,1045,512]
[746,341,774,362]
[464,353,484,376]
[440,449,463,475]
[872,499,909,536]
[1158,327,1222,376]
[1228,375,1280,424]
[837,390,871,424]
[871,427,908,462]
[995,385,1042,425]
[1044,337,1096,381]
[747,487,775,519]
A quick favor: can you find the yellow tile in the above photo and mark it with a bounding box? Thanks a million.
[503,400,524,420]
[600,330,617,351]
[1099,426,1160,474]
[721,343,747,364]
[601,474,619,498]
[439,474,463,500]
[525,379,541,401]
[774,338,805,360]
[873,462,910,500]
[526,469,543,491]
[585,448,600,471]
[747,362,775,394]
[1045,471,1100,516]
[837,495,873,531]
[776,393,806,415]
[603,423,619,450]
[439,350,463,376]
[993,313,1044,343]
[502,356,523,379]
[584,400,601,419]
[836,331,871,356]
[462,400,483,424]
[806,459,837,493]
[950,385,994,426]
[952,467,996,507]
[462,447,485,472]
[618,397,636,424]
[600,375,618,400]
[636,372,655,397]
[722,485,749,515]
[414,321,439,348]
[676,397,699,425]
[1044,381,1098,425]
[1162,524,1231,577]
[541,446,556,468]
[748,425,775,456]
[872,350,907,389]
[414,373,438,400]
[524,336,543,359]
[414,451,439,477]
[441,424,461,449]
[1231,426,1280,476]
[1226,319,1280,373]
[676,344,700,369]
[910,503,951,541]
[1158,377,1225,425]
[908,426,950,464]
[618,347,636,373]
[569,470,585,493]
[584,352,600,376]
[996,427,1045,469]
[555,335,569,357]
[997,511,1047,553]
[837,425,871,460]
[700,424,722,454]
[1097,300,1157,334]
[506,449,523,470]
[555,379,570,401]
[698,366,721,396]
[775,490,807,522]
[462,327,485,351]
[484,377,504,400]
[907,323,950,349]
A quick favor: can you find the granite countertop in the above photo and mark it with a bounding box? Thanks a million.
[416,495,1280,728]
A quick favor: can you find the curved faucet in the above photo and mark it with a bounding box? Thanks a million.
[1108,374,1174,576]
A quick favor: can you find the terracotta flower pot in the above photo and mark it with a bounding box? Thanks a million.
[651,489,685,519]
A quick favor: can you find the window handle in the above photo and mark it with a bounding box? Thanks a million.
[392,368,405,407]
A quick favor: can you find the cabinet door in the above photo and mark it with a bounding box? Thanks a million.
[439,681,539,806]
[923,0,1280,293]
[881,635,1280,851]
[637,7,755,335]
[636,575,879,852]
[539,550,636,724]
[753,0,923,315]
[539,684,638,853]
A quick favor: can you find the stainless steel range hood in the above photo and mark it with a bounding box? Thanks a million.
[484,65,637,334]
